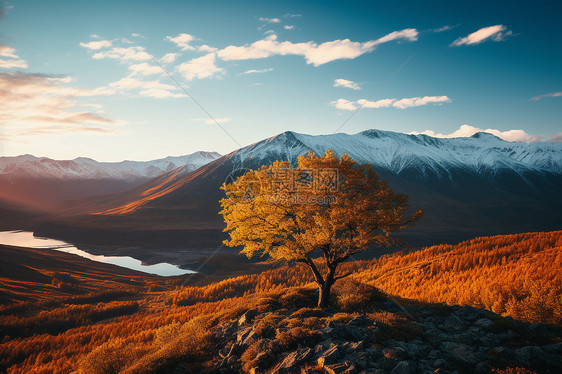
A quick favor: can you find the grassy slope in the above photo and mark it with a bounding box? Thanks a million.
[0,244,174,304]
[0,231,560,373]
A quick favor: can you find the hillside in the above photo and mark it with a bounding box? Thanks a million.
[36,130,562,248]
[0,244,172,304]
[0,231,561,373]
[0,151,221,214]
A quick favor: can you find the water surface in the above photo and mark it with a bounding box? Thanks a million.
[0,230,193,276]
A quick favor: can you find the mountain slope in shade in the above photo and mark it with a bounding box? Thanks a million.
[39,129,562,247]
[0,151,221,213]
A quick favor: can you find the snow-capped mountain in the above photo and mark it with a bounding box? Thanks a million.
[39,129,562,248]
[230,130,562,175]
[0,151,221,180]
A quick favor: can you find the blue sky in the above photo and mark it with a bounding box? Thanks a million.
[1,0,560,161]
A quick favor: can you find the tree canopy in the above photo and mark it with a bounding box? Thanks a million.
[220,150,422,307]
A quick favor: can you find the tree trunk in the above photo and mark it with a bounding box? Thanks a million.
[317,266,336,308]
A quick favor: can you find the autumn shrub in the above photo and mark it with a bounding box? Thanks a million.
[119,315,215,374]
[278,286,317,309]
[276,326,320,349]
[253,313,283,339]
[326,312,357,324]
[335,279,387,312]
[289,307,326,319]
[285,316,324,331]
[79,339,144,374]
[368,311,423,341]
[240,339,276,372]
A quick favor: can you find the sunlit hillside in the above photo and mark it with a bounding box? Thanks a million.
[1,231,561,373]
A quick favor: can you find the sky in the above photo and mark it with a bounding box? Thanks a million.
[0,0,561,161]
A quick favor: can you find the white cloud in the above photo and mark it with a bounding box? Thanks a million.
[109,76,174,91]
[176,53,224,80]
[330,99,358,111]
[216,29,418,67]
[131,33,145,38]
[333,95,451,110]
[79,40,112,50]
[259,17,281,23]
[0,45,18,58]
[139,88,186,98]
[333,78,360,90]
[90,34,101,39]
[392,95,451,109]
[433,25,455,33]
[128,63,162,76]
[370,28,418,45]
[109,75,185,99]
[198,44,218,53]
[166,33,196,51]
[451,25,512,46]
[0,44,28,69]
[357,98,394,108]
[284,13,301,18]
[192,117,231,125]
[160,53,179,64]
[530,91,562,101]
[242,68,274,74]
[0,72,118,138]
[409,124,541,142]
[284,25,295,30]
[92,46,152,61]
[0,58,27,69]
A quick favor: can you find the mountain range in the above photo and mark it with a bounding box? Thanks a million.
[0,151,221,227]
[30,129,562,248]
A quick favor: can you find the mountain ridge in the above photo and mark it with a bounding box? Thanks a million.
[35,128,562,248]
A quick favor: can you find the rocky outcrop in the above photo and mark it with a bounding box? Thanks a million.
[212,301,562,373]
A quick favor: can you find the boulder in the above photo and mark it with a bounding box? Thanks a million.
[317,344,344,366]
[513,346,545,367]
[238,309,258,326]
[272,348,314,373]
[441,341,478,364]
[391,361,416,374]
[324,362,356,374]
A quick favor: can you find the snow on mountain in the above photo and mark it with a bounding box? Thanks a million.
[0,151,222,180]
[230,130,562,176]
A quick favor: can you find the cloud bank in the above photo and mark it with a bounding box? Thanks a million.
[409,124,541,142]
[332,96,451,110]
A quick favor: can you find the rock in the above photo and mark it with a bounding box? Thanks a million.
[441,342,478,364]
[475,318,492,328]
[237,326,253,343]
[324,362,356,374]
[319,327,335,335]
[475,361,491,374]
[347,315,372,326]
[272,348,314,373]
[513,345,544,367]
[318,344,344,366]
[441,314,465,332]
[238,309,258,326]
[542,342,562,354]
[433,358,449,369]
[383,348,399,360]
[391,361,416,374]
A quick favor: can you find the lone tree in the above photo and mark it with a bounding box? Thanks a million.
[220,150,422,308]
